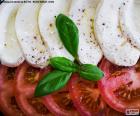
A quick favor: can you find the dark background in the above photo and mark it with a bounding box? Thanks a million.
[0,112,3,116]
[0,0,4,4]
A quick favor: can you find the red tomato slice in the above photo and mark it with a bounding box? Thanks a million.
[104,105,124,116]
[99,58,140,113]
[0,65,24,116]
[43,87,79,116]
[69,73,105,116]
[15,62,53,116]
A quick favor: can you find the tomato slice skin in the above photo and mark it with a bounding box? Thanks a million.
[15,62,52,116]
[43,87,79,116]
[0,65,24,116]
[69,73,105,116]
[104,105,124,116]
[99,58,140,113]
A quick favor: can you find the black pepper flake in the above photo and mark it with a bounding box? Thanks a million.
[118,34,121,37]
[54,16,56,18]
[123,2,125,5]
[133,45,137,48]
[43,57,46,59]
[59,46,63,49]
[35,61,38,64]
[115,48,118,51]
[49,23,53,27]
[34,36,37,40]
[102,23,106,26]
[77,19,80,22]
[124,59,126,62]
[93,42,96,44]
[51,48,54,50]
[32,56,35,58]
[37,58,41,61]
[83,33,85,36]
[77,23,80,26]
[78,9,80,11]
[90,19,93,22]
[90,32,92,38]
[40,51,43,54]
[82,9,85,12]
[4,44,7,46]
[91,26,94,29]
[32,48,35,51]
[42,41,45,45]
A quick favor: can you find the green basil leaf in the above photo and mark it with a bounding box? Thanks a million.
[79,64,104,81]
[56,14,79,58]
[34,70,71,97]
[50,57,78,72]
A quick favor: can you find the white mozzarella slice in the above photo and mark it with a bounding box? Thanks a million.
[120,0,140,49]
[39,0,74,61]
[15,4,50,68]
[69,0,103,65]
[95,0,140,66]
[0,3,24,67]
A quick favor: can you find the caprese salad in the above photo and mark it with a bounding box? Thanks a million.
[0,0,140,116]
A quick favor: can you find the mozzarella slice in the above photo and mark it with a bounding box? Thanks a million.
[15,4,50,68]
[0,3,24,67]
[120,0,140,49]
[39,0,74,61]
[69,0,103,65]
[95,0,140,66]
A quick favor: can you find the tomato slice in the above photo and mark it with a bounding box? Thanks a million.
[69,73,105,116]
[104,105,124,116]
[43,87,79,116]
[15,62,53,116]
[0,65,24,116]
[99,58,140,113]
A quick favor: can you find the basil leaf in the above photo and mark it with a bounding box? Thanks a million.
[34,70,71,97]
[56,14,79,58]
[50,57,78,72]
[79,64,104,81]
